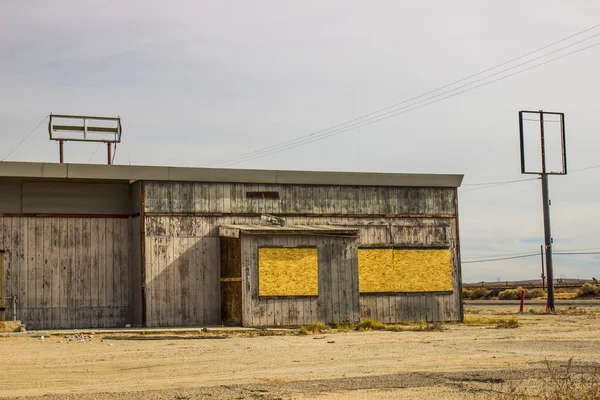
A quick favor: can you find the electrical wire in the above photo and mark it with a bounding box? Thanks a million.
[213,40,600,167]
[463,251,600,264]
[462,253,539,264]
[206,25,600,167]
[1,114,49,161]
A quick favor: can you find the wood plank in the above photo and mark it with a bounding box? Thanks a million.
[111,217,122,327]
[167,231,178,327]
[96,219,106,327]
[336,240,347,324]
[49,218,60,328]
[329,239,340,324]
[17,218,27,322]
[240,236,252,326]
[120,219,130,325]
[192,183,206,213]
[81,218,91,328]
[104,219,114,327]
[145,237,155,327]
[318,239,331,323]
[32,218,43,329]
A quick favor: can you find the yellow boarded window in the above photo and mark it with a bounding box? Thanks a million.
[358,249,453,293]
[258,248,319,297]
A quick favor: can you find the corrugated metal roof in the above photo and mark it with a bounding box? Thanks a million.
[0,161,463,188]
[219,224,359,237]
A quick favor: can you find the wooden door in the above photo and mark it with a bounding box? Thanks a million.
[220,237,242,325]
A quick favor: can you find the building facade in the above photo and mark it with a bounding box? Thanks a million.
[0,162,463,329]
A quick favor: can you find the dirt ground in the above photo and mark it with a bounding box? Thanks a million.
[1,304,599,400]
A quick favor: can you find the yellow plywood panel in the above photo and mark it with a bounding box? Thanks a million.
[358,249,453,293]
[258,248,318,296]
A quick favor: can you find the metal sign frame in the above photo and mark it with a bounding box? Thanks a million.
[518,110,567,175]
[48,113,122,164]
[518,110,568,312]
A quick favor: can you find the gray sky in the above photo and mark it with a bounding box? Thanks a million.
[1,1,599,282]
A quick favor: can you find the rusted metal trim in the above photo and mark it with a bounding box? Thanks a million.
[258,295,318,299]
[358,244,451,249]
[140,181,147,327]
[144,212,457,219]
[359,291,454,296]
[0,213,131,218]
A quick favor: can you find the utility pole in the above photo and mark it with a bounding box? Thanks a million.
[518,110,567,312]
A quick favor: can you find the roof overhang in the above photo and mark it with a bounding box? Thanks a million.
[0,161,463,188]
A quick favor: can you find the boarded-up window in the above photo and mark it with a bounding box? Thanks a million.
[358,249,453,293]
[258,248,318,296]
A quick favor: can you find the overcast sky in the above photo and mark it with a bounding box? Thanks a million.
[1,1,599,282]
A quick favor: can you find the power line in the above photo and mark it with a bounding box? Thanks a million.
[459,163,600,194]
[1,114,49,161]
[463,251,600,264]
[555,252,600,255]
[462,178,539,186]
[213,40,600,167]
[206,25,600,167]
[462,250,542,260]
[463,253,539,264]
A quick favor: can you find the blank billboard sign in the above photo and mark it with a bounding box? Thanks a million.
[519,111,567,175]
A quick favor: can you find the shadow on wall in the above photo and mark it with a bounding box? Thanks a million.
[144,236,221,327]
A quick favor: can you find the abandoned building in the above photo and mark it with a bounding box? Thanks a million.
[0,161,464,329]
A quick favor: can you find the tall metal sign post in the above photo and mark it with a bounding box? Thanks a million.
[518,110,567,312]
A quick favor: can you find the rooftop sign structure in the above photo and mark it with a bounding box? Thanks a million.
[48,113,122,165]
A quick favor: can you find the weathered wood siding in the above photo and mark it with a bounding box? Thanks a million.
[0,216,132,329]
[144,217,221,327]
[144,182,456,215]
[143,214,460,325]
[141,181,460,326]
[240,234,359,327]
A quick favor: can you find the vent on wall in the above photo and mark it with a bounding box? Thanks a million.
[246,191,279,199]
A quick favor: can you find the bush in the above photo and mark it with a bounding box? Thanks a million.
[576,283,600,298]
[462,288,474,299]
[480,358,600,399]
[300,322,330,335]
[471,287,493,299]
[525,288,546,299]
[356,319,387,331]
[498,287,523,300]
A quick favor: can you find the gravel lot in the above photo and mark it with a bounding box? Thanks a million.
[1,304,599,399]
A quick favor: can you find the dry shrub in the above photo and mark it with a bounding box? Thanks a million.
[356,319,387,331]
[526,288,546,299]
[471,287,493,299]
[576,283,600,298]
[331,321,355,332]
[479,358,600,400]
[498,288,523,300]
[463,288,474,299]
[300,322,330,335]
[356,319,445,332]
[464,316,520,328]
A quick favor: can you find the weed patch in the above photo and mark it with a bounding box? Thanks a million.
[300,322,330,335]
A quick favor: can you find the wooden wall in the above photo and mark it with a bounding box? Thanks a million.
[144,182,456,216]
[144,217,221,327]
[143,213,461,326]
[240,234,359,327]
[0,216,132,330]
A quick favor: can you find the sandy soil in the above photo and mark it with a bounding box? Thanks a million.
[1,305,599,400]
